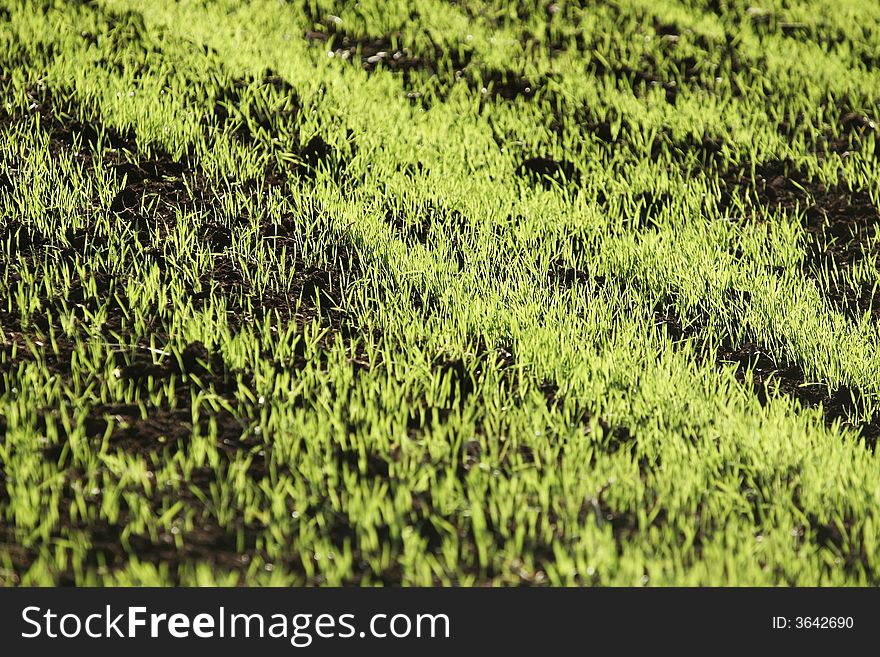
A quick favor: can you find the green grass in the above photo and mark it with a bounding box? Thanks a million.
[1,0,880,586]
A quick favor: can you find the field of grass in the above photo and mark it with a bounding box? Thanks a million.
[1,0,880,586]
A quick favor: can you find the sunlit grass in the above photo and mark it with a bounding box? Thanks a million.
[1,0,880,586]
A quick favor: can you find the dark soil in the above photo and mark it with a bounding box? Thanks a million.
[719,159,880,320]
[719,342,877,445]
[518,156,580,188]
[207,72,345,181]
[306,25,442,76]
[1,40,476,584]
[303,12,543,104]
[630,191,674,231]
[545,260,618,296]
[589,55,691,105]
[304,18,471,101]
[0,323,270,583]
[10,82,357,329]
[469,67,542,102]
[546,260,594,289]
[778,100,878,158]
[209,69,301,146]
[545,102,725,172]
[0,83,367,583]
[653,305,879,449]
[383,205,431,245]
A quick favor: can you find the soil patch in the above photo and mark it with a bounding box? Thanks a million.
[6,83,358,332]
[305,19,470,98]
[653,303,879,449]
[303,13,543,104]
[469,67,542,102]
[518,156,580,188]
[0,83,368,582]
[209,69,301,147]
[383,205,431,245]
[719,160,880,320]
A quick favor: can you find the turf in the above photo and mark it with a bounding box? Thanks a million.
[1,0,880,586]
